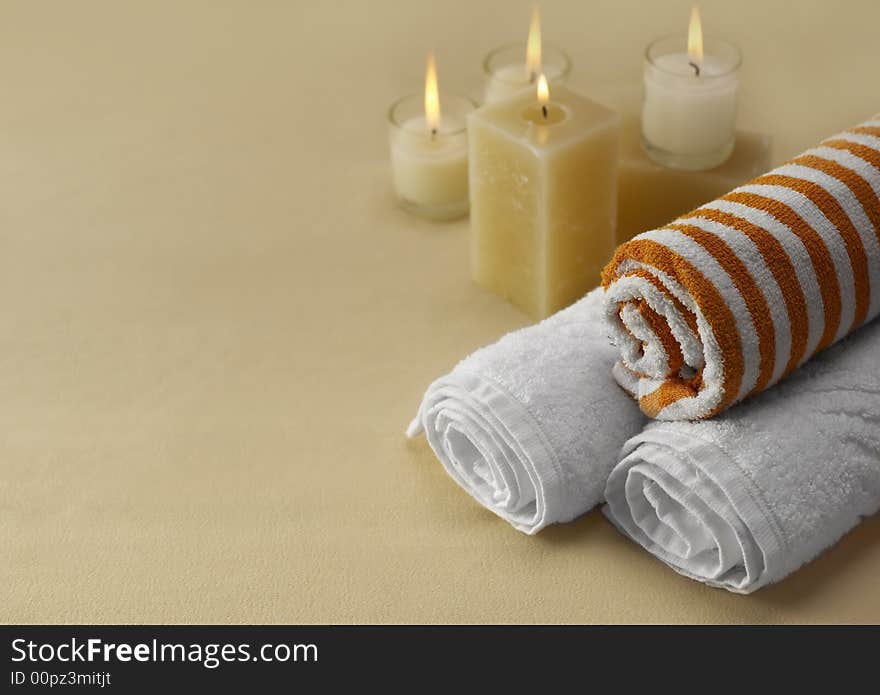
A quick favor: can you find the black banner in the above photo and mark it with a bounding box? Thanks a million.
[1,624,875,690]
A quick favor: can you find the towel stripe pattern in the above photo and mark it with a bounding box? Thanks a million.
[602,116,880,420]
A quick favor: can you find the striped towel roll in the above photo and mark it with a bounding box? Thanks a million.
[602,116,880,420]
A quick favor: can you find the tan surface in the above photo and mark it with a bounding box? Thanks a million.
[2,0,879,624]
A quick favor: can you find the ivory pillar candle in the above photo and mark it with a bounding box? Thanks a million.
[469,79,619,319]
[615,98,771,244]
[642,7,741,171]
[619,126,771,243]
[591,83,772,245]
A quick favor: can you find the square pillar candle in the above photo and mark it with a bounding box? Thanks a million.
[469,80,619,319]
[616,109,771,244]
[589,83,772,244]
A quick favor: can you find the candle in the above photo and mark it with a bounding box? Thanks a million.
[388,52,475,220]
[598,86,771,244]
[641,6,741,171]
[619,125,771,243]
[483,7,571,104]
[469,77,619,319]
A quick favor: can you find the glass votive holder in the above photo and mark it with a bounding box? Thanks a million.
[482,43,571,104]
[641,35,741,171]
[388,92,475,221]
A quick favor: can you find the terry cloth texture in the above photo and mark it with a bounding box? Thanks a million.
[604,317,880,593]
[602,116,880,420]
[407,289,645,534]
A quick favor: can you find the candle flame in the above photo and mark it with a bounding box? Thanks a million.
[537,74,549,104]
[526,6,542,80]
[424,51,441,132]
[687,5,704,68]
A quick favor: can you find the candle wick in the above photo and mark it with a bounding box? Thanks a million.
[688,61,701,77]
[541,104,548,120]
[431,127,437,141]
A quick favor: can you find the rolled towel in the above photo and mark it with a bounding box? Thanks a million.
[604,317,880,593]
[602,116,880,420]
[407,289,645,534]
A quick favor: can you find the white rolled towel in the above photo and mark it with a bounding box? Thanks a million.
[604,317,880,592]
[408,289,645,534]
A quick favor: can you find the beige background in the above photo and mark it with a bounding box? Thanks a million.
[2,0,879,624]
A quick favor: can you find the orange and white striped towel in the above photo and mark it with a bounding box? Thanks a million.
[602,116,880,420]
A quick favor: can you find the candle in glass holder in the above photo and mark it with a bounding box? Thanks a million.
[642,6,741,171]
[388,52,475,220]
[483,7,571,104]
[470,77,619,319]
